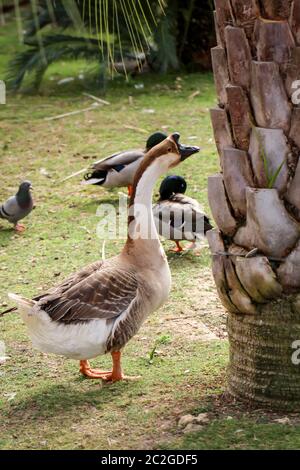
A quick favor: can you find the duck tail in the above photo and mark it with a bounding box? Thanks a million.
[204,216,213,235]
[81,169,107,186]
[81,177,105,186]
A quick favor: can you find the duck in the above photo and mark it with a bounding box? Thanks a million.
[62,132,167,196]
[0,181,34,232]
[153,175,213,253]
[5,134,199,382]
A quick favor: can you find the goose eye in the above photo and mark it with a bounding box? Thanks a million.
[167,147,172,152]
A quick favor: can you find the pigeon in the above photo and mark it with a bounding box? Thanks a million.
[0,181,34,232]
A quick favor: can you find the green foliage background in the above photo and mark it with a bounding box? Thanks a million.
[5,0,215,91]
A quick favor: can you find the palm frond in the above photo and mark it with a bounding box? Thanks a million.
[149,6,179,73]
[6,34,110,90]
[8,0,214,90]
[61,0,86,33]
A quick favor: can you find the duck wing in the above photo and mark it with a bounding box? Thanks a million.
[91,150,144,172]
[154,195,212,240]
[61,150,145,183]
[170,195,213,235]
[37,261,138,324]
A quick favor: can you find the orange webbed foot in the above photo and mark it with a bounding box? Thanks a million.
[99,372,140,383]
[170,241,183,253]
[79,353,140,383]
[79,360,110,379]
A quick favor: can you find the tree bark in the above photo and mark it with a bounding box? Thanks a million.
[210,0,300,409]
[228,297,300,410]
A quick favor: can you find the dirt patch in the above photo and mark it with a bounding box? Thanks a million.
[162,269,227,342]
[205,392,300,425]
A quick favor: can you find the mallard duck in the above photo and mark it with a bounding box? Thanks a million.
[6,134,199,382]
[153,175,213,253]
[0,181,34,232]
[63,132,167,196]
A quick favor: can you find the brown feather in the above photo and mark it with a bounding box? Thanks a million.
[38,261,138,325]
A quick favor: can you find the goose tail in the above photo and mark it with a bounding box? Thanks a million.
[7,293,36,315]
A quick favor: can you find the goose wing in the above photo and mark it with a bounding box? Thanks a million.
[34,260,104,300]
[37,261,138,324]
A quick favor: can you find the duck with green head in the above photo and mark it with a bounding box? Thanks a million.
[153,175,213,253]
[62,132,167,196]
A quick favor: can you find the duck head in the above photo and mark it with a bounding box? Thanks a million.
[159,175,187,200]
[146,132,168,151]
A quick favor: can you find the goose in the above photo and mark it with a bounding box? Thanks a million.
[5,134,199,382]
[153,175,213,253]
[62,132,167,196]
[0,181,34,232]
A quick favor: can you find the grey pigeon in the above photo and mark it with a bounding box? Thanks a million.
[0,181,34,232]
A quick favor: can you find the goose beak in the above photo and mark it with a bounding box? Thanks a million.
[171,133,200,161]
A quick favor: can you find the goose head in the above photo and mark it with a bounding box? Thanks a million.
[131,133,199,200]
[141,133,199,173]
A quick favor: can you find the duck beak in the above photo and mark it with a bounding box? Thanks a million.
[171,133,200,161]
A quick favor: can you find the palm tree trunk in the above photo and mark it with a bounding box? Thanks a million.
[208,0,300,409]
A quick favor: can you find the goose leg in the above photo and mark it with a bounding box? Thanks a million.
[170,241,183,253]
[80,353,139,382]
[100,351,137,382]
[79,360,110,379]
[127,185,133,197]
[14,223,26,232]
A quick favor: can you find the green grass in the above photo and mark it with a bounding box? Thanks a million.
[165,419,300,450]
[1,16,300,451]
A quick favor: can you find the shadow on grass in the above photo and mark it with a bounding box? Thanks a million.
[80,196,122,208]
[0,226,18,245]
[6,378,135,425]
